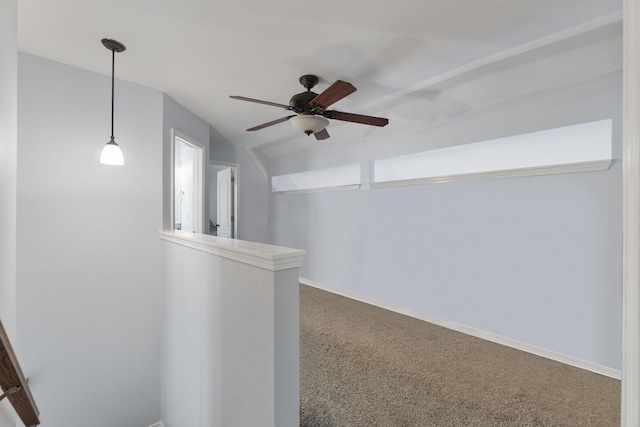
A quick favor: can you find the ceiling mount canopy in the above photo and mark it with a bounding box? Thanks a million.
[99,38,126,166]
[101,38,126,53]
[298,74,319,91]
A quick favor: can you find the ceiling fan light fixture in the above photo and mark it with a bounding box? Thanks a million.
[289,114,329,136]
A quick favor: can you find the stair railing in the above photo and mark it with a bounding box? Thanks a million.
[0,318,40,426]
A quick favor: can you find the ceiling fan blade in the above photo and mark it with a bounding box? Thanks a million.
[309,80,356,109]
[314,128,330,140]
[230,96,289,109]
[325,111,389,127]
[246,116,295,131]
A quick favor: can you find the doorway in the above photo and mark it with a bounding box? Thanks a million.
[172,130,205,233]
[208,161,238,238]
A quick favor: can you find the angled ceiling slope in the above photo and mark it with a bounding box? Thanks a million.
[17,0,622,157]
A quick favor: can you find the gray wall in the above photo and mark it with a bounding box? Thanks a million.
[0,0,17,425]
[210,132,270,243]
[269,72,623,370]
[17,53,164,427]
[162,94,211,231]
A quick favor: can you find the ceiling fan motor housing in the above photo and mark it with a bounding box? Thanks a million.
[288,74,323,114]
[289,91,318,114]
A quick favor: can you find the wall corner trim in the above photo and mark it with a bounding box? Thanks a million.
[159,231,305,271]
[272,184,360,195]
[300,278,621,380]
[622,0,640,423]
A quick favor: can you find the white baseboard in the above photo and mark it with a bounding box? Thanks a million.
[300,277,621,380]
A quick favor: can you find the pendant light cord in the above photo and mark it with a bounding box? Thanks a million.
[111,48,115,140]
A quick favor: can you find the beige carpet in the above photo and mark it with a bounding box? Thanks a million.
[299,284,620,427]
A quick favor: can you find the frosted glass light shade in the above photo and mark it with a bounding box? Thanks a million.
[100,138,124,165]
[289,114,329,135]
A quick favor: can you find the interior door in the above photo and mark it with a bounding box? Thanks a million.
[216,167,234,238]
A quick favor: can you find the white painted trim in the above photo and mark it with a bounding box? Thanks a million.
[272,184,360,195]
[160,230,305,271]
[169,129,176,232]
[369,160,612,188]
[209,159,239,169]
[622,0,640,425]
[300,278,621,380]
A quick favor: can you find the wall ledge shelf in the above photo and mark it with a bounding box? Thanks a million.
[159,230,306,271]
[370,159,613,188]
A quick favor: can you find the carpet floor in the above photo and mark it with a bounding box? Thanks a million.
[299,284,620,427]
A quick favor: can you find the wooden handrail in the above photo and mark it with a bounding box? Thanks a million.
[0,318,40,426]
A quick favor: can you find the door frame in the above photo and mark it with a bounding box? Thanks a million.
[170,129,206,233]
[210,160,239,239]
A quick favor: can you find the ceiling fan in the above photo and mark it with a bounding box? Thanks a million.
[230,74,389,140]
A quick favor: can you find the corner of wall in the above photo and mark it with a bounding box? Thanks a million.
[0,0,18,424]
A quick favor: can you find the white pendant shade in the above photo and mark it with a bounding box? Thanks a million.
[100,138,124,165]
[289,114,329,135]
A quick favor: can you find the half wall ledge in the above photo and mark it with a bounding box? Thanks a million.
[160,230,306,426]
[159,230,306,271]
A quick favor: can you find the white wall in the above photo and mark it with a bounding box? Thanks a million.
[161,241,221,427]
[209,135,270,243]
[0,0,17,425]
[17,53,164,427]
[162,94,210,231]
[269,72,623,371]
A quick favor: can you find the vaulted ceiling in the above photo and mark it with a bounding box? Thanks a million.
[18,0,622,158]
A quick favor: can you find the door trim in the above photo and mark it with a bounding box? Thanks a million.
[623,0,640,425]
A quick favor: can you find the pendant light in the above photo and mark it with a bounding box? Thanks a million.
[100,38,126,166]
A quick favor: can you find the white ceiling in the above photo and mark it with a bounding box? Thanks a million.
[18,0,622,158]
